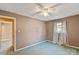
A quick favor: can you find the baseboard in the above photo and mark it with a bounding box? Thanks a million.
[15,40,48,52]
[65,44,79,49]
[46,40,53,42]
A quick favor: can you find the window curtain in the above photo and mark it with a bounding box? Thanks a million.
[53,20,68,45]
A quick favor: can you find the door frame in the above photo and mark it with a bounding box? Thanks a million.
[0,15,16,52]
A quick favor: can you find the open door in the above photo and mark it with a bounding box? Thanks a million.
[0,16,16,52]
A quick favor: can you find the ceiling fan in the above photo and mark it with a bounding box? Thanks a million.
[32,3,63,16]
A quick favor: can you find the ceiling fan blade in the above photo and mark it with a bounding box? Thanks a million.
[31,11,41,16]
[48,12,53,16]
[35,3,44,9]
[50,3,63,8]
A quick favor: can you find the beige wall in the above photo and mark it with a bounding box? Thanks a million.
[46,15,79,47]
[46,21,54,41]
[0,10,46,50]
[67,15,79,47]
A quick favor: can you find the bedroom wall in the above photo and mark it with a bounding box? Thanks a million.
[46,15,79,47]
[67,15,79,47]
[0,10,46,50]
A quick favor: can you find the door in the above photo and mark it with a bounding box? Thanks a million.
[0,21,12,51]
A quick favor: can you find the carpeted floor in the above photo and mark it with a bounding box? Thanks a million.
[0,41,79,55]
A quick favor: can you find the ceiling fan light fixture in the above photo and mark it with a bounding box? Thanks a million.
[43,12,49,16]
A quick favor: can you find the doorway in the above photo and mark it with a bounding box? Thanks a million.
[0,16,16,52]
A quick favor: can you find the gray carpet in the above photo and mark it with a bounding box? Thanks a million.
[0,41,79,55]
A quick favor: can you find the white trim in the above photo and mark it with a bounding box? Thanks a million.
[15,40,48,52]
[46,40,53,43]
[65,44,79,49]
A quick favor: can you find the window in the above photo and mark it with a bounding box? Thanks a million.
[56,22,63,33]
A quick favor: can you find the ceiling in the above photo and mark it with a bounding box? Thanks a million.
[0,3,79,21]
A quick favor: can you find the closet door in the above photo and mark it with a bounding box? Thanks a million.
[0,21,12,51]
